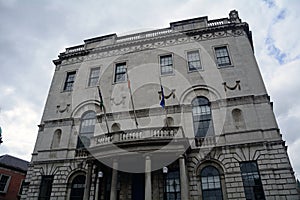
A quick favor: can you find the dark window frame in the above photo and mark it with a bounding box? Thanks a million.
[214,46,231,67]
[160,54,174,75]
[192,97,214,138]
[63,71,76,91]
[114,62,127,83]
[88,67,100,87]
[187,50,202,71]
[0,174,11,193]
[38,175,54,200]
[165,170,181,200]
[240,161,265,200]
[77,111,96,148]
[200,166,223,200]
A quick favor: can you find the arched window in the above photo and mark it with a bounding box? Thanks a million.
[201,166,223,200]
[192,97,213,137]
[70,175,86,200]
[51,129,62,149]
[77,111,96,148]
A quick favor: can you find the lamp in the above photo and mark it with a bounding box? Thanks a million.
[98,171,103,178]
[163,166,168,174]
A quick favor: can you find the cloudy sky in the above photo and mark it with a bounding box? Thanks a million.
[0,0,299,179]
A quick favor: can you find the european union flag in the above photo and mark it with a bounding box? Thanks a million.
[160,85,165,108]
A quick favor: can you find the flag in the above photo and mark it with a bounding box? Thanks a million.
[97,86,104,109]
[160,85,165,108]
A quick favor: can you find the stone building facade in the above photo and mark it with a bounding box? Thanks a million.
[22,10,299,200]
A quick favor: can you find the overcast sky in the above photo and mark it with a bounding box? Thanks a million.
[0,0,299,179]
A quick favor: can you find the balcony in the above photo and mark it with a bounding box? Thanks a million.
[88,126,188,159]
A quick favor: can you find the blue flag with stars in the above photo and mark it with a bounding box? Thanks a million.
[160,85,165,108]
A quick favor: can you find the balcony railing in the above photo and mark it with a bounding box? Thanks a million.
[93,126,184,146]
[194,136,218,147]
[207,18,230,27]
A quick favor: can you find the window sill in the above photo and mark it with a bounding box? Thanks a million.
[217,65,234,69]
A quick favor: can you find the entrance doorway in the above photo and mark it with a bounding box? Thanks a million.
[132,173,145,200]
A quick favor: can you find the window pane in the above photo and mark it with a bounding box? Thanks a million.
[88,67,100,86]
[0,175,9,192]
[165,170,180,200]
[114,63,127,82]
[160,55,173,75]
[187,51,202,71]
[38,176,54,200]
[201,166,223,200]
[64,71,76,91]
[215,46,231,67]
[240,161,265,200]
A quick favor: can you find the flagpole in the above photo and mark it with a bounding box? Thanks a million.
[97,86,110,134]
[127,71,139,129]
[159,77,168,127]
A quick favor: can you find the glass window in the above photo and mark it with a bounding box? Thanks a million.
[240,162,265,200]
[215,46,231,67]
[64,71,76,91]
[192,97,213,138]
[201,166,223,200]
[70,175,86,200]
[88,67,100,87]
[165,170,181,200]
[0,174,10,193]
[77,111,96,148]
[38,175,54,200]
[114,63,127,83]
[160,55,173,75]
[187,50,202,71]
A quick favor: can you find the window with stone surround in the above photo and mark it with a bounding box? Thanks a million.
[70,175,86,200]
[187,50,202,71]
[0,174,11,193]
[201,166,223,200]
[160,54,173,75]
[63,71,76,91]
[88,67,100,87]
[240,161,265,200]
[165,170,181,200]
[77,111,96,148]
[114,62,127,83]
[38,175,54,200]
[214,46,231,67]
[192,97,214,138]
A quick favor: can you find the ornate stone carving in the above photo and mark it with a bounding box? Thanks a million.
[56,104,71,113]
[222,80,241,91]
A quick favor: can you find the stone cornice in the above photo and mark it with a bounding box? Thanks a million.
[54,22,251,66]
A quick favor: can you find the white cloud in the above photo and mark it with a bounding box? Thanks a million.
[0,0,299,180]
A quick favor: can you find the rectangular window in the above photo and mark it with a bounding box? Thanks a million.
[114,62,127,83]
[38,175,54,200]
[165,170,181,200]
[63,71,76,91]
[240,161,265,200]
[88,67,100,87]
[187,50,202,71]
[160,55,173,75]
[214,46,231,67]
[0,174,11,193]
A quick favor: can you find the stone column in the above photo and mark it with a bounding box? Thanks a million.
[145,156,152,200]
[83,161,93,200]
[110,159,118,200]
[179,155,188,200]
[95,176,100,200]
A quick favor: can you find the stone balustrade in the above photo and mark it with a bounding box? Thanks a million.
[93,126,183,146]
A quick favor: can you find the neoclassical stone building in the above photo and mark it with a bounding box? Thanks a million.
[22,10,299,200]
